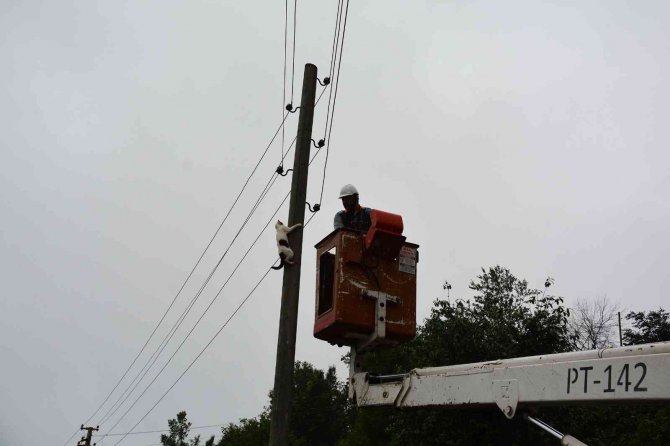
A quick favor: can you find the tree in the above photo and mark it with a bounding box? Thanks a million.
[288,362,352,446]
[218,413,270,446]
[161,411,214,446]
[341,266,574,446]
[623,308,670,345]
[165,269,669,446]
[217,361,351,446]
[569,295,621,350]
[340,269,670,446]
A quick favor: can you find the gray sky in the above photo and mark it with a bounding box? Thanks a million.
[1,1,669,445]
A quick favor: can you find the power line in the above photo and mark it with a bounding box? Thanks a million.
[96,112,293,429]
[282,0,300,168]
[326,0,349,146]
[328,0,343,81]
[94,74,325,441]
[98,85,328,436]
[290,0,298,105]
[100,169,288,435]
[99,166,280,426]
[100,84,325,438]
[323,0,344,137]
[62,112,293,446]
[62,427,81,446]
[111,265,275,446]
[102,177,293,441]
[94,423,223,437]
[114,204,324,446]
[110,141,328,446]
[281,0,289,167]
[318,0,350,205]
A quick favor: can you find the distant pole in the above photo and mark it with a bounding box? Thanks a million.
[269,63,318,446]
[77,425,98,446]
[618,311,623,346]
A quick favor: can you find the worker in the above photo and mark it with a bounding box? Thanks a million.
[333,184,372,232]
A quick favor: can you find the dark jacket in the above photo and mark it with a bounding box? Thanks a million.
[333,206,372,232]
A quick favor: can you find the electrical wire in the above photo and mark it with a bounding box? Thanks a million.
[62,427,82,446]
[328,0,350,145]
[61,112,292,446]
[113,196,323,446]
[100,83,328,439]
[100,171,286,433]
[110,265,274,446]
[290,0,298,105]
[96,112,293,428]
[318,0,349,206]
[103,83,326,429]
[100,141,289,427]
[66,3,330,440]
[281,0,289,167]
[328,0,343,80]
[94,424,223,437]
[109,141,329,446]
[323,0,343,139]
[102,175,292,439]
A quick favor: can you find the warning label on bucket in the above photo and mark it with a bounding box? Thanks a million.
[399,246,417,275]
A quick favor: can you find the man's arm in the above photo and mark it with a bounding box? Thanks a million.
[334,211,344,229]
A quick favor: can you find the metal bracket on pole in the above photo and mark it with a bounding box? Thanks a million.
[356,289,400,352]
[348,289,402,400]
[362,289,401,304]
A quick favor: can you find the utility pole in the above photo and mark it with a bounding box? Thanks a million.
[76,425,99,446]
[618,311,623,346]
[269,63,318,446]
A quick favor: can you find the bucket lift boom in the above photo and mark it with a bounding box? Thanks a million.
[312,214,670,444]
[348,323,670,446]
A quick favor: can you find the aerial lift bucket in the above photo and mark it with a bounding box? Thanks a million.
[313,210,418,348]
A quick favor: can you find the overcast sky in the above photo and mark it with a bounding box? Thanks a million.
[1,1,669,445]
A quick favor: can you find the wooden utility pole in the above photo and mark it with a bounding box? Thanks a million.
[269,63,318,446]
[77,425,98,446]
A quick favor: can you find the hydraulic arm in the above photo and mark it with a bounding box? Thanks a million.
[349,342,670,416]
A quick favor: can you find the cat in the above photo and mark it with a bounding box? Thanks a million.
[272,220,302,270]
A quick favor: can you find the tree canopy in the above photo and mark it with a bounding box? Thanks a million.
[160,411,214,446]
[623,308,670,345]
[216,361,351,446]
[159,266,669,446]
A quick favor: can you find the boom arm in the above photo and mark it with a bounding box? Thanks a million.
[349,341,670,418]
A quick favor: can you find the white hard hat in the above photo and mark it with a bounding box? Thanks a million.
[338,184,359,198]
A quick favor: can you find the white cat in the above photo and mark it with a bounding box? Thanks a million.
[272,220,302,270]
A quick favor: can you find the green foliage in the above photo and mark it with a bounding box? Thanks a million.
[345,265,573,445]
[288,362,353,446]
[218,361,352,446]
[218,413,270,446]
[361,266,572,376]
[163,268,670,446]
[623,308,670,345]
[342,267,669,445]
[160,411,208,446]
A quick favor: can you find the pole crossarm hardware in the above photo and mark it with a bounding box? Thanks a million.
[77,425,99,446]
[349,341,670,419]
